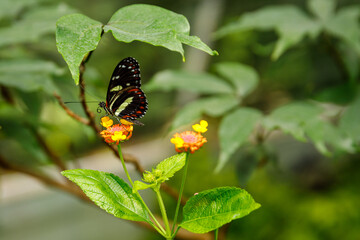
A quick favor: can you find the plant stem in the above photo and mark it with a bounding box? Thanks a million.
[117,144,166,235]
[171,152,189,234]
[155,188,172,239]
[214,228,219,240]
[117,144,133,187]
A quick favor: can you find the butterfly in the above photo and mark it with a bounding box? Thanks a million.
[99,57,148,125]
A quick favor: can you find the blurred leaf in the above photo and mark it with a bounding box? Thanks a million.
[62,169,151,223]
[0,109,48,164]
[305,119,355,155]
[263,102,323,142]
[0,73,58,94]
[308,0,336,22]
[0,71,58,94]
[155,152,186,182]
[181,187,260,233]
[214,62,259,98]
[0,3,76,48]
[171,95,239,130]
[216,107,262,172]
[215,5,321,60]
[145,70,233,94]
[56,14,103,84]
[325,6,360,55]
[0,0,39,20]
[0,59,63,75]
[17,91,43,120]
[104,4,217,60]
[313,83,356,104]
[339,93,360,143]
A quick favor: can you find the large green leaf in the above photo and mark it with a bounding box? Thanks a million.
[326,6,360,55]
[62,169,151,223]
[181,187,260,233]
[0,4,76,48]
[56,14,103,84]
[214,62,259,98]
[144,70,233,94]
[171,95,239,130]
[216,107,263,172]
[263,102,323,141]
[104,4,217,60]
[215,5,320,60]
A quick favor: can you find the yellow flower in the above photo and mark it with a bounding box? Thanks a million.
[192,120,208,133]
[170,120,208,153]
[170,137,185,148]
[101,116,113,128]
[111,131,127,142]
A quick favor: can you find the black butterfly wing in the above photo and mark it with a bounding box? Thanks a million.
[106,57,148,121]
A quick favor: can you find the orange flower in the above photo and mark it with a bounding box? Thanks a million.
[170,120,208,153]
[100,123,133,144]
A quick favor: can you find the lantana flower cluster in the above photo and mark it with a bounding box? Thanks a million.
[100,116,133,144]
[170,120,208,154]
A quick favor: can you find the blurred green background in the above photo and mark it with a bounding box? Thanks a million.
[1,0,359,239]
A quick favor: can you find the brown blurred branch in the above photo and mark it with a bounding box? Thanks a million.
[0,155,88,201]
[0,85,15,105]
[26,125,67,172]
[54,92,90,125]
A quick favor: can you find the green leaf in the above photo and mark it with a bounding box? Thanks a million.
[215,5,320,60]
[104,4,217,60]
[263,102,323,141]
[133,153,187,191]
[181,187,260,233]
[214,62,259,98]
[308,0,336,22]
[216,107,263,172]
[325,6,360,56]
[0,4,76,48]
[171,95,239,130]
[155,152,187,182]
[133,181,154,192]
[305,119,355,155]
[56,14,103,84]
[62,169,151,223]
[340,93,360,143]
[144,70,233,95]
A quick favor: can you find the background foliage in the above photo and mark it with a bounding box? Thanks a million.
[0,0,359,239]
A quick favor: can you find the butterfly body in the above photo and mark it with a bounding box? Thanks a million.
[99,57,148,125]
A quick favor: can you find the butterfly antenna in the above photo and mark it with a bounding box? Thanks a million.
[78,82,103,102]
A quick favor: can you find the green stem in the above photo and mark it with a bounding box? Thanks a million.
[155,188,172,239]
[137,191,166,235]
[214,228,219,240]
[171,152,189,234]
[117,144,166,235]
[117,144,133,187]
